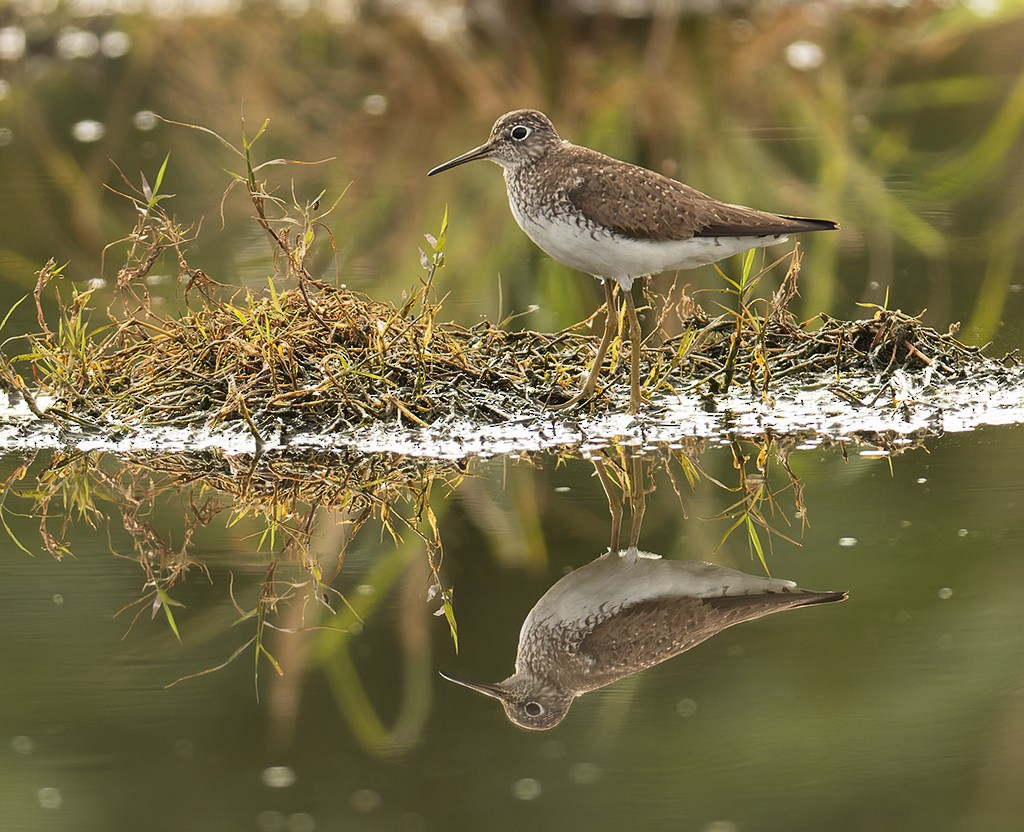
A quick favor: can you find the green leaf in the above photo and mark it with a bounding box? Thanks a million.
[442,594,459,654]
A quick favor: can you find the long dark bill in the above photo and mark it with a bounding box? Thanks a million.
[438,671,506,700]
[427,143,493,176]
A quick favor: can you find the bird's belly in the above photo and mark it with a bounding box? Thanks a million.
[510,206,787,288]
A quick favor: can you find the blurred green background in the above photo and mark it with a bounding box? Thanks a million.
[2,0,1024,343]
[2,2,1024,831]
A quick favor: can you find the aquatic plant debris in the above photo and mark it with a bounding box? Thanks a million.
[1,279,1022,459]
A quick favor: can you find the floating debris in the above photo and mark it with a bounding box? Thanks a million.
[2,265,1020,454]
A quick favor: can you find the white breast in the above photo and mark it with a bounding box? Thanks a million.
[508,199,787,291]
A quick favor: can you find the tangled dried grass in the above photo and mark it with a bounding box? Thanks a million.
[6,265,1010,439]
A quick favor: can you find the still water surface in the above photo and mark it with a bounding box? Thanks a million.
[3,427,1023,830]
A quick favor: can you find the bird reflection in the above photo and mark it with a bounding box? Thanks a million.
[442,548,846,730]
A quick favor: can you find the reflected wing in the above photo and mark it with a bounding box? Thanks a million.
[577,590,846,681]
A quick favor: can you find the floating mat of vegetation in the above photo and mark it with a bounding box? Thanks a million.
[0,127,1020,454]
[1,257,1018,447]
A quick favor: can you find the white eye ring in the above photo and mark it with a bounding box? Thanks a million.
[510,125,531,141]
[524,702,543,716]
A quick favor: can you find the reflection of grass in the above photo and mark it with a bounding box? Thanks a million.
[588,434,820,574]
[1,446,463,696]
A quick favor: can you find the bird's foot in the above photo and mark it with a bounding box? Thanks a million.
[620,546,641,564]
[618,547,660,564]
[546,385,599,411]
[627,389,654,415]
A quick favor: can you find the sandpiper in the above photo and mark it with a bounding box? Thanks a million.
[442,548,846,730]
[428,109,839,412]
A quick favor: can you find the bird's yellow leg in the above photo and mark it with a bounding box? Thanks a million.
[549,279,618,411]
[628,451,647,549]
[591,456,623,554]
[623,287,651,414]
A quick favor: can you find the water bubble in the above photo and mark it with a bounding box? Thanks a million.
[512,777,542,801]
[256,810,286,832]
[0,27,27,61]
[937,587,953,600]
[287,812,316,832]
[350,788,381,812]
[52,593,64,605]
[838,537,858,547]
[956,528,969,538]
[134,111,159,131]
[0,128,13,147]
[37,787,62,810]
[56,28,100,60]
[554,486,571,493]
[965,0,1001,17]
[916,477,928,484]
[786,40,825,71]
[261,766,297,788]
[676,698,697,717]
[71,120,105,143]
[12,735,34,754]
[363,94,388,116]
[100,31,132,59]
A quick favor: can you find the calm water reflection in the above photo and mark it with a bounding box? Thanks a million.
[441,548,846,730]
[2,428,1024,830]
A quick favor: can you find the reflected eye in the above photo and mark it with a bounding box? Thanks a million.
[510,125,531,141]
[524,702,543,717]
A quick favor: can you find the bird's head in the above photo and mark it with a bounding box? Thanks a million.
[427,109,561,175]
[440,670,573,730]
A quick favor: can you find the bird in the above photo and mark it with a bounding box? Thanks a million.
[441,547,847,730]
[428,109,839,413]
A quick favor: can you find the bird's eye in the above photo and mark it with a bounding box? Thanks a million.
[510,125,531,141]
[524,702,544,717]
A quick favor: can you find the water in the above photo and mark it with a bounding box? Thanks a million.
[2,430,1023,830]
[2,3,1024,831]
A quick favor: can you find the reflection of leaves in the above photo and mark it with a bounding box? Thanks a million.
[152,587,184,643]
[431,585,459,655]
[0,447,463,691]
[712,438,804,573]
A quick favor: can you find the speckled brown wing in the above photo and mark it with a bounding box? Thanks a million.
[561,146,838,242]
[572,597,723,686]
[574,590,846,689]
